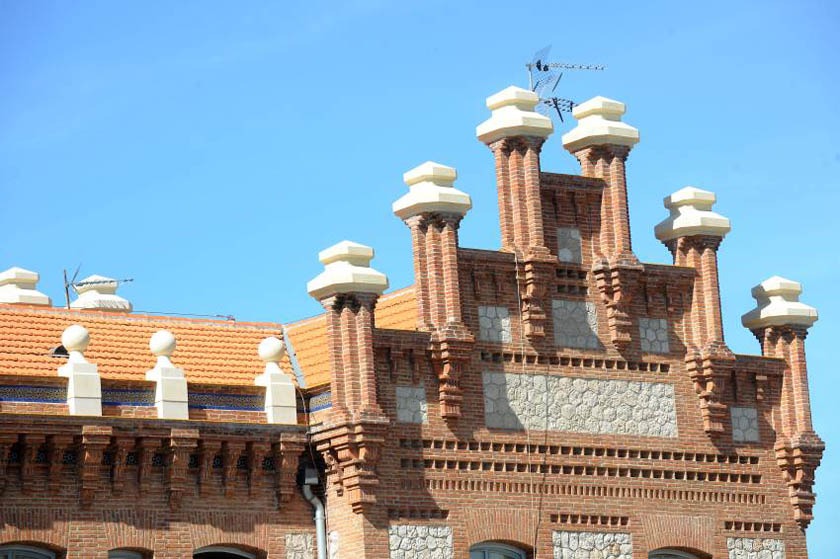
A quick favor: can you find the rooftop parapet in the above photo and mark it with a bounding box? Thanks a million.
[393,161,472,220]
[742,276,818,330]
[0,266,51,306]
[475,86,553,144]
[654,186,731,242]
[307,241,389,301]
[70,274,132,312]
[561,96,639,153]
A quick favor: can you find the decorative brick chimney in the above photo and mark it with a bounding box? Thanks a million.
[0,267,51,306]
[743,276,823,529]
[307,241,389,522]
[656,186,733,434]
[477,86,556,342]
[394,161,474,420]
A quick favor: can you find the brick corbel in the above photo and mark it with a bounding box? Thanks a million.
[775,431,824,530]
[0,433,18,495]
[429,334,472,421]
[79,425,112,508]
[222,440,245,497]
[20,434,45,495]
[685,347,735,434]
[136,436,162,494]
[592,258,643,352]
[314,419,388,514]
[46,434,74,493]
[108,436,134,495]
[275,437,305,506]
[518,256,556,341]
[166,428,199,511]
[248,441,269,494]
[198,439,221,496]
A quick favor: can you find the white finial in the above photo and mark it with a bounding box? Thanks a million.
[70,274,132,312]
[476,85,553,144]
[742,276,818,330]
[307,240,389,300]
[562,96,639,153]
[393,161,472,220]
[61,324,90,361]
[654,186,731,242]
[259,336,286,363]
[0,267,51,306]
[150,329,176,365]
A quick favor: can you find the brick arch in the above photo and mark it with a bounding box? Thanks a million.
[640,515,714,557]
[463,509,537,550]
[0,541,66,555]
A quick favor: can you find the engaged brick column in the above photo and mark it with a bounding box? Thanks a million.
[476,86,553,257]
[394,161,475,419]
[394,161,472,331]
[563,97,639,261]
[742,276,823,529]
[655,187,731,352]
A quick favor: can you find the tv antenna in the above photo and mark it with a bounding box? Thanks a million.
[63,264,133,309]
[526,45,605,122]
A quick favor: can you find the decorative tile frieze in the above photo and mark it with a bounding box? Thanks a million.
[639,317,670,354]
[396,386,428,424]
[726,537,784,559]
[731,407,760,442]
[553,300,600,349]
[478,305,512,343]
[388,525,453,559]
[556,227,583,264]
[483,372,677,437]
[552,530,632,559]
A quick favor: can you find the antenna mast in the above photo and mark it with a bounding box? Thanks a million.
[526,45,605,123]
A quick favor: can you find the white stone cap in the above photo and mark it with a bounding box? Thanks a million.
[476,85,553,144]
[654,186,731,241]
[742,276,818,330]
[307,241,389,300]
[0,267,51,306]
[70,274,132,312]
[561,96,640,153]
[393,161,472,220]
[61,324,91,362]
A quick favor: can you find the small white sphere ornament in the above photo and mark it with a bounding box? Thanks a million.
[61,324,90,353]
[258,336,286,363]
[150,330,176,357]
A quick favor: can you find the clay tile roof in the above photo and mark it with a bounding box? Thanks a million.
[0,304,283,386]
[284,286,417,389]
[0,287,418,391]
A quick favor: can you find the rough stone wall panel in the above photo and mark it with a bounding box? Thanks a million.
[552,531,632,559]
[727,537,785,559]
[731,407,760,442]
[478,306,512,343]
[553,300,600,349]
[639,317,670,354]
[396,386,428,424]
[388,525,453,559]
[483,371,678,437]
[285,533,315,559]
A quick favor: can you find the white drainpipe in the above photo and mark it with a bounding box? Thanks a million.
[301,469,327,559]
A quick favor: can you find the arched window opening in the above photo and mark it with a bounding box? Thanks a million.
[0,545,56,559]
[649,550,700,559]
[470,542,528,559]
[193,546,257,559]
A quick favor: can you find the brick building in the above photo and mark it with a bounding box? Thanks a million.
[0,85,824,559]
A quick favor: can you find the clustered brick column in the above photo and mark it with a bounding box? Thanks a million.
[476,86,556,341]
[394,161,474,419]
[655,186,733,433]
[742,276,824,529]
[562,97,639,263]
[307,240,390,557]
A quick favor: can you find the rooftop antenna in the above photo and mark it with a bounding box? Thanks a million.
[526,45,605,123]
[63,265,134,308]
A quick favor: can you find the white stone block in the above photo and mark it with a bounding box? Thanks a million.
[476,86,553,144]
[0,266,51,305]
[742,276,817,330]
[146,364,189,420]
[70,274,132,312]
[654,186,731,241]
[307,241,389,300]
[562,96,639,153]
[393,161,472,220]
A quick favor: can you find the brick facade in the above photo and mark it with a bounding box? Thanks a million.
[0,86,823,558]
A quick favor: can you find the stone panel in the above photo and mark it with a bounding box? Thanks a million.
[478,305,512,343]
[731,406,759,442]
[388,525,453,559]
[553,300,600,349]
[639,317,670,354]
[552,530,632,559]
[396,386,428,424]
[726,537,785,559]
[483,372,678,437]
[556,227,582,264]
[285,533,315,559]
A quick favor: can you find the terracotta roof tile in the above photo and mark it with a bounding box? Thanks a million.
[0,305,283,386]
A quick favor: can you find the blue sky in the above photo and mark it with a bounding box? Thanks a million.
[1,0,838,553]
